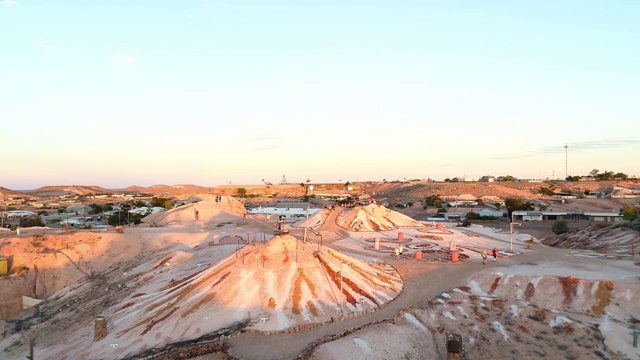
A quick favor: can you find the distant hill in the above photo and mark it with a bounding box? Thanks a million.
[361,180,640,205]
[25,185,114,197]
[0,186,39,201]
[118,184,214,198]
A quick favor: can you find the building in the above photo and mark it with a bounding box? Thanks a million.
[512,211,621,223]
[249,206,321,218]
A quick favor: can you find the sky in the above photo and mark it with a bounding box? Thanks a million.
[1,1,639,189]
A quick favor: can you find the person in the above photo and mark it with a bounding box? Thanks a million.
[482,249,488,265]
[399,246,403,258]
[395,247,400,260]
[492,248,498,262]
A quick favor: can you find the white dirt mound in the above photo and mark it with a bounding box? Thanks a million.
[293,209,330,229]
[336,204,422,231]
[75,235,401,359]
[142,195,246,227]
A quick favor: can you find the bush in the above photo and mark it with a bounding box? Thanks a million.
[466,212,481,220]
[552,220,569,235]
[613,219,640,231]
[19,215,44,228]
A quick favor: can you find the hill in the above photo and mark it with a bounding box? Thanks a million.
[120,184,215,198]
[25,185,113,197]
[0,187,38,201]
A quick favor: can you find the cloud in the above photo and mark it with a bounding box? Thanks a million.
[33,37,60,50]
[1,0,17,6]
[493,140,640,160]
[114,54,137,64]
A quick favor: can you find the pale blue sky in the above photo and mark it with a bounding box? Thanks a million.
[1,1,639,189]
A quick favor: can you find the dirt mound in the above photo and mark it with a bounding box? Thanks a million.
[293,209,330,229]
[37,235,402,359]
[142,195,246,227]
[542,226,640,254]
[312,273,638,359]
[336,204,422,231]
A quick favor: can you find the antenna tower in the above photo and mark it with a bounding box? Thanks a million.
[564,143,568,179]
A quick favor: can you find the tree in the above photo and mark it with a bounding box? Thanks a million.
[539,187,555,196]
[552,220,569,235]
[164,200,175,210]
[236,188,247,197]
[152,197,169,207]
[466,212,481,220]
[566,176,581,182]
[620,205,639,221]
[614,172,628,180]
[502,175,517,182]
[589,169,599,178]
[19,215,44,228]
[424,195,443,208]
[505,197,534,218]
[89,203,103,214]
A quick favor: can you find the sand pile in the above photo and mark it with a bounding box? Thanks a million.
[34,235,402,359]
[336,204,422,231]
[142,195,246,227]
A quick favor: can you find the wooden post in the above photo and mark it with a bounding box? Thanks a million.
[446,333,462,360]
[94,317,107,341]
[26,338,35,360]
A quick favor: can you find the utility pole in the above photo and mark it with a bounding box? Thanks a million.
[565,143,568,179]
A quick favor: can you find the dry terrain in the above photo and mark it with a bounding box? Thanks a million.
[1,186,639,360]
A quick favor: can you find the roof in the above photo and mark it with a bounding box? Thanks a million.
[512,211,621,217]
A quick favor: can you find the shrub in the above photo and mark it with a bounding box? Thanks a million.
[552,220,569,235]
[19,215,44,228]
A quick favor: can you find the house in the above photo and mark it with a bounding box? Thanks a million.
[512,211,621,223]
[479,209,504,218]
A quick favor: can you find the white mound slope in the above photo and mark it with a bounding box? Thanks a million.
[142,195,246,227]
[293,209,330,229]
[336,204,422,231]
[86,235,402,359]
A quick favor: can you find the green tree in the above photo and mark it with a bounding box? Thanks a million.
[620,205,639,221]
[152,197,168,207]
[424,195,443,208]
[108,211,143,226]
[552,219,569,235]
[466,212,481,220]
[164,200,175,210]
[19,215,44,228]
[89,203,103,214]
[236,188,247,197]
[505,197,534,218]
[539,187,555,196]
[502,175,517,182]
